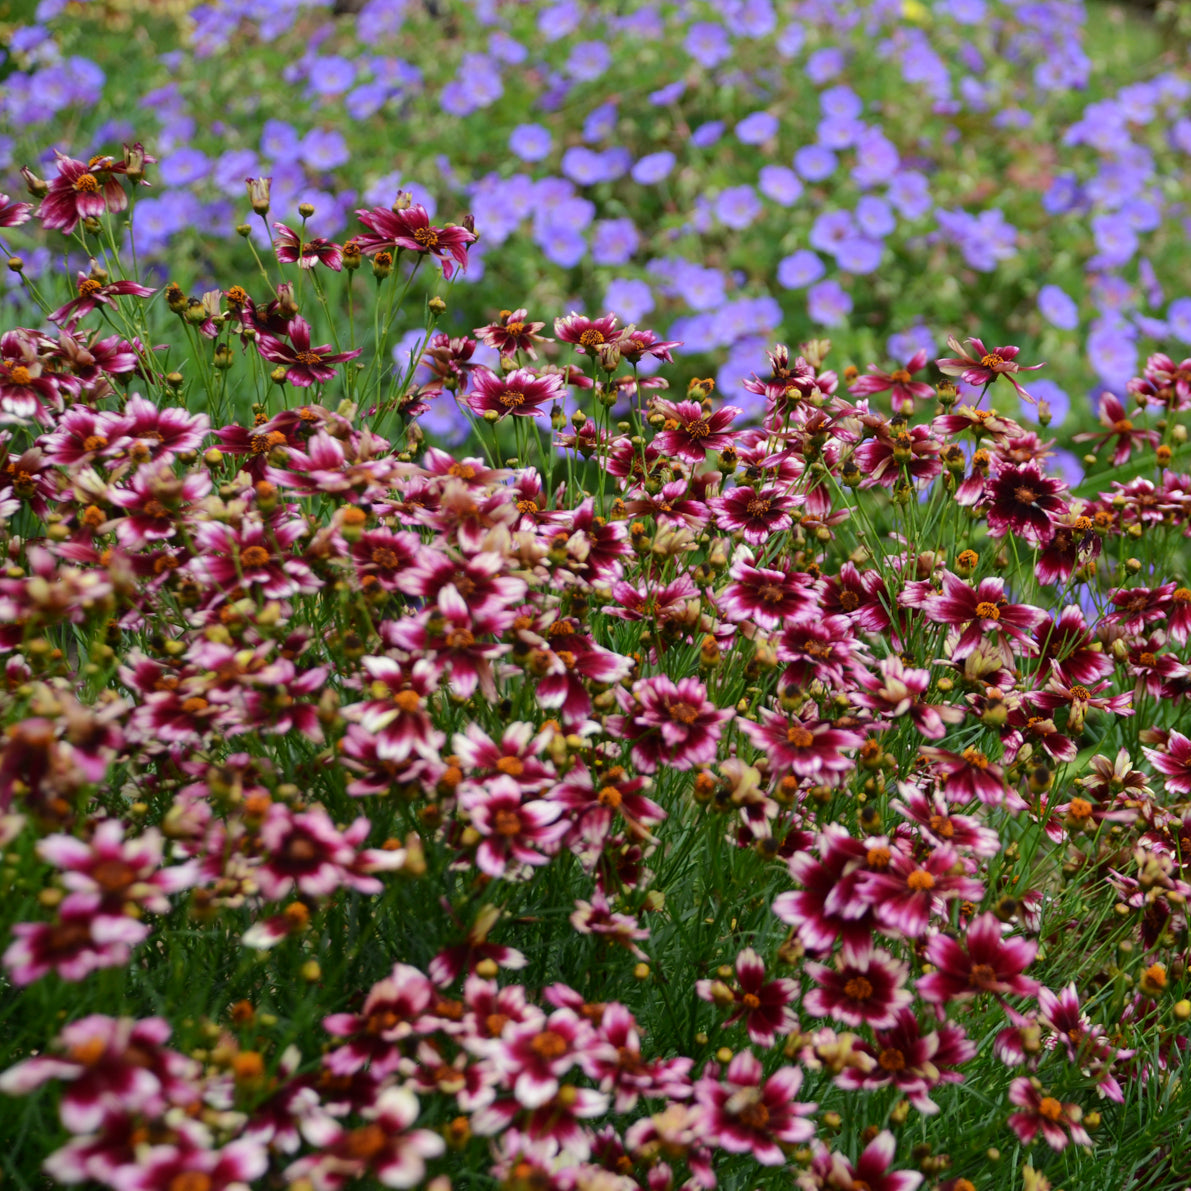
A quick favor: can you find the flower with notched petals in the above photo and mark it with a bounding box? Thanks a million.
[554,311,620,353]
[916,571,1047,662]
[356,203,475,279]
[651,398,742,463]
[917,912,1039,1004]
[607,675,733,774]
[459,776,568,879]
[919,745,1009,806]
[984,461,1068,546]
[49,272,154,326]
[256,316,363,387]
[1007,1078,1091,1151]
[694,1049,816,1166]
[1072,391,1159,466]
[858,843,984,938]
[804,947,912,1028]
[0,192,33,227]
[717,551,820,631]
[272,221,343,271]
[467,366,566,420]
[709,484,801,545]
[490,1008,611,1110]
[36,152,129,235]
[849,349,934,412]
[936,335,1045,400]
[738,707,865,781]
[475,308,550,360]
[1142,730,1191,796]
[696,947,799,1048]
[807,1130,923,1191]
[323,963,436,1077]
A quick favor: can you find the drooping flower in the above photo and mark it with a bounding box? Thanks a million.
[48,271,154,326]
[256,316,363,387]
[554,311,620,353]
[849,349,934,412]
[466,366,566,419]
[36,152,130,235]
[936,335,1045,400]
[272,221,344,270]
[1007,1078,1092,1151]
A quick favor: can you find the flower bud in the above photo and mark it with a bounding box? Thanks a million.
[213,344,234,370]
[236,223,253,237]
[298,202,315,219]
[123,142,150,182]
[21,166,49,198]
[245,176,272,215]
[392,190,412,211]
[270,366,289,386]
[183,298,207,325]
[275,282,298,319]
[428,295,447,315]
[372,251,393,280]
[165,282,188,313]
[7,256,23,273]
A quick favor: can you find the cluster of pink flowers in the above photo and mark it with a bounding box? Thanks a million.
[4,143,1191,1189]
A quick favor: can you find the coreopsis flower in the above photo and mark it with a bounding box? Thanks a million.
[350,528,422,592]
[35,152,129,235]
[738,707,865,781]
[355,202,475,278]
[820,561,893,634]
[917,912,1039,1004]
[588,1002,694,1112]
[858,843,984,937]
[694,1050,816,1165]
[489,1008,611,1109]
[607,675,733,773]
[849,349,934,412]
[459,775,569,879]
[1072,391,1159,465]
[834,1011,976,1114]
[851,422,943,488]
[323,963,436,1077]
[256,316,363,387]
[255,802,404,900]
[1142,730,1191,796]
[0,192,33,227]
[775,613,866,692]
[1107,581,1179,634]
[570,889,651,959]
[984,461,1068,545]
[554,311,621,353]
[696,947,799,1048]
[709,483,801,545]
[429,905,527,987]
[916,570,1047,661]
[37,820,198,914]
[453,721,555,791]
[933,404,1025,442]
[851,655,965,740]
[0,1015,199,1132]
[802,1131,924,1191]
[1007,1078,1091,1151]
[4,892,149,985]
[193,517,322,600]
[467,365,566,419]
[617,327,682,364]
[1035,513,1101,586]
[919,745,1008,806]
[804,947,912,1028]
[551,761,666,848]
[650,398,742,463]
[936,335,1045,399]
[1,330,76,421]
[773,826,878,961]
[1029,675,1132,734]
[116,1136,269,1191]
[119,394,211,464]
[889,783,1001,855]
[475,308,550,359]
[716,551,820,630]
[48,271,154,326]
[272,221,343,270]
[529,619,636,729]
[285,1087,444,1190]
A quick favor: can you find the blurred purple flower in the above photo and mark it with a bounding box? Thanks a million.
[592,218,640,265]
[1019,378,1070,426]
[300,129,350,170]
[806,47,844,83]
[817,117,863,149]
[948,0,987,22]
[808,279,853,327]
[691,121,725,148]
[685,22,732,67]
[736,111,778,144]
[649,80,687,105]
[605,278,655,323]
[887,325,936,361]
[539,0,581,40]
[311,57,356,95]
[758,165,802,206]
[346,82,390,120]
[810,209,855,256]
[1038,284,1079,331]
[583,102,618,142]
[510,124,553,162]
[737,0,777,37]
[489,31,527,63]
[1087,320,1138,389]
[855,195,895,238]
[161,148,209,187]
[794,145,837,181]
[261,119,299,160]
[1169,298,1191,344]
[777,24,805,56]
[567,41,611,81]
[715,185,761,230]
[835,237,882,274]
[1091,213,1138,268]
[777,250,825,289]
[213,149,258,196]
[888,172,932,220]
[632,151,675,184]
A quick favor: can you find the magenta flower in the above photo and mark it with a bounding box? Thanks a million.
[608,675,733,773]
[323,963,436,1077]
[356,203,476,278]
[1072,391,1159,465]
[984,460,1068,545]
[807,1131,924,1191]
[35,152,129,235]
[272,221,343,270]
[650,398,742,463]
[1142,730,1191,796]
[475,308,550,360]
[851,655,965,740]
[804,946,912,1028]
[738,707,865,780]
[936,335,1045,400]
[696,947,799,1048]
[694,1050,816,1166]
[709,484,800,545]
[915,570,1047,661]
[256,315,363,387]
[553,311,621,353]
[857,844,984,938]
[48,272,154,326]
[849,348,934,412]
[1007,1078,1092,1151]
[459,776,568,879]
[919,745,1009,805]
[490,1008,610,1109]
[466,366,566,419]
[917,912,1039,1004]
[776,614,865,691]
[0,192,33,228]
[717,552,820,631]
[285,1087,444,1189]
[851,423,942,488]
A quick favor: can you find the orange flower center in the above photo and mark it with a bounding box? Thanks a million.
[844,976,874,1001]
[969,963,997,989]
[1069,686,1090,701]
[169,1175,212,1191]
[295,351,322,366]
[500,389,526,408]
[181,697,209,714]
[1068,798,1093,820]
[741,993,761,1010]
[962,747,989,769]
[1175,587,1191,603]
[240,546,270,568]
[78,278,104,297]
[1015,486,1038,505]
[9,365,31,385]
[906,868,935,891]
[878,1047,905,1071]
[1139,652,1157,667]
[890,369,912,384]
[975,601,1000,620]
[668,701,699,725]
[496,756,525,777]
[746,496,771,516]
[786,726,814,748]
[839,590,859,611]
[686,418,712,438]
[393,690,421,713]
[737,1101,770,1131]
[413,227,439,248]
[1038,1097,1064,1122]
[371,547,399,569]
[579,329,605,347]
[74,173,101,193]
[597,785,622,808]
[344,1123,388,1160]
[980,352,1005,368]
[530,1030,568,1059]
[493,809,522,836]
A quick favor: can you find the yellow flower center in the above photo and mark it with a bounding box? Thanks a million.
[74,173,100,193]
[579,329,605,347]
[500,389,526,408]
[975,602,1000,621]
[413,227,439,248]
[786,726,814,748]
[906,868,935,891]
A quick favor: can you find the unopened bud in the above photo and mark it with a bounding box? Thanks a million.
[245,176,271,215]
[428,295,446,315]
[21,166,49,198]
[372,251,393,280]
[7,256,24,273]
[298,202,315,219]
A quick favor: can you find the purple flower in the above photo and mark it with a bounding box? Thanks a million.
[561,147,628,185]
[949,0,987,21]
[1169,298,1191,343]
[887,325,936,361]
[213,149,258,196]
[821,85,862,120]
[817,117,862,149]
[311,56,356,95]
[260,118,299,159]
[691,121,725,148]
[583,102,617,142]
[605,278,655,323]
[888,171,932,219]
[810,209,855,256]
[346,82,390,120]
[736,111,778,144]
[855,195,895,238]
[566,41,611,81]
[541,230,587,268]
[160,148,209,187]
[758,165,802,206]
[852,129,901,189]
[1087,320,1138,389]
[835,237,882,274]
[777,250,825,289]
[1021,378,1070,426]
[794,144,837,181]
[715,185,761,230]
[489,31,527,63]
[649,80,686,105]
[777,23,805,56]
[632,151,675,184]
[1091,213,1138,268]
[685,22,732,67]
[509,124,553,162]
[300,129,350,170]
[592,218,640,265]
[672,263,726,311]
[1043,173,1082,215]
[806,47,844,83]
[1038,284,1079,330]
[539,0,581,40]
[808,280,852,327]
[738,0,777,36]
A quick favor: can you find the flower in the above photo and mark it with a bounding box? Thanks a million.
[738,708,865,780]
[474,309,550,360]
[936,335,1045,400]
[48,271,154,326]
[914,570,1047,662]
[694,1050,816,1165]
[857,844,984,937]
[36,152,129,235]
[1007,1078,1092,1151]
[650,398,742,463]
[0,193,33,228]
[272,221,343,271]
[804,947,912,1028]
[607,676,733,774]
[1072,391,1159,465]
[696,947,800,1047]
[917,912,1039,1004]
[256,315,363,387]
[466,366,565,420]
[554,311,620,353]
[849,349,934,413]
[1142,730,1191,795]
[356,203,476,279]
[984,461,1069,545]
